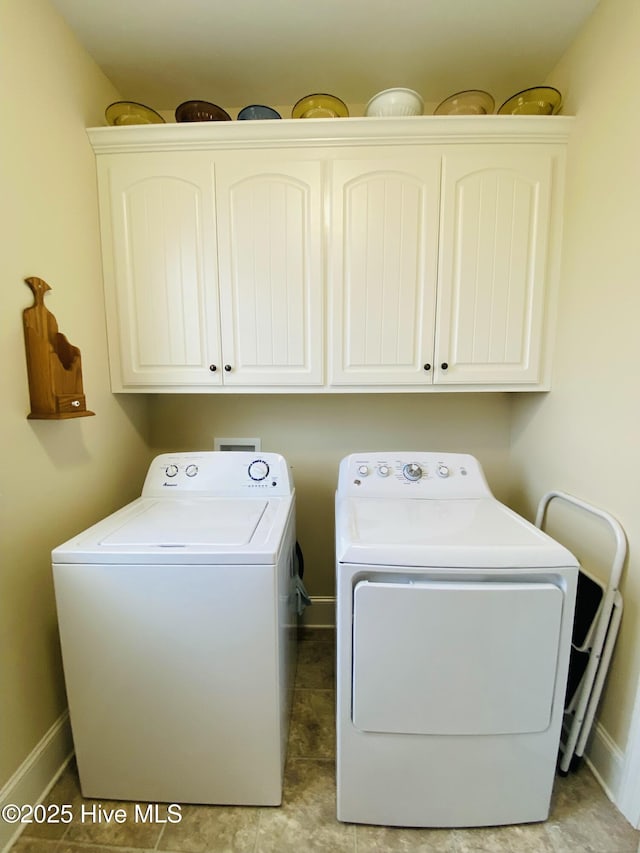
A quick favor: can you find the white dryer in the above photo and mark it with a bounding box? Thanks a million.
[52,451,297,806]
[335,452,579,828]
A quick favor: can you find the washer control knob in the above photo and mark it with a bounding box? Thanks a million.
[248,459,270,481]
[357,465,370,477]
[377,465,390,477]
[185,464,198,478]
[165,464,179,478]
[403,463,423,482]
[437,464,450,479]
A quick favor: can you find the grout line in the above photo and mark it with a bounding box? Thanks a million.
[286,757,335,766]
[49,843,156,852]
[253,807,262,853]
[292,686,335,692]
[154,819,167,851]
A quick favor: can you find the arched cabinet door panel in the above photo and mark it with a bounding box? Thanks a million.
[100,153,222,388]
[215,154,323,386]
[329,154,441,386]
[436,147,557,385]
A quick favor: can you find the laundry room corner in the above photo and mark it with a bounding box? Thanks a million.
[508,0,640,821]
[0,3,153,849]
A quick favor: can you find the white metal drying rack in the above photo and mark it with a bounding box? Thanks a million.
[536,490,627,775]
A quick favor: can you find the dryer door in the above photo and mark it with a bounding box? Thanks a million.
[352,579,563,735]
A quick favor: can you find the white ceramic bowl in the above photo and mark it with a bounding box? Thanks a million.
[365,87,424,117]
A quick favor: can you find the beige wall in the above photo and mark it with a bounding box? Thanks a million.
[0,0,151,789]
[511,0,640,766]
[150,393,513,596]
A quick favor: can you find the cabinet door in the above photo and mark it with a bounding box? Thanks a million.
[99,153,221,388]
[436,148,556,385]
[215,155,323,385]
[329,155,441,385]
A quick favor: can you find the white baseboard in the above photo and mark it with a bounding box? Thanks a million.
[584,719,626,807]
[0,711,74,853]
[300,596,335,629]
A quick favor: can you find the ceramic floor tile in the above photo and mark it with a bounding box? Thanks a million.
[157,803,260,853]
[297,627,335,645]
[256,758,354,853]
[18,762,83,841]
[545,766,640,852]
[62,799,164,849]
[587,795,640,851]
[549,765,603,818]
[8,840,60,853]
[355,824,457,852]
[546,809,639,852]
[487,822,556,852]
[295,640,335,689]
[256,810,355,853]
[58,844,155,853]
[287,688,335,759]
[452,825,518,853]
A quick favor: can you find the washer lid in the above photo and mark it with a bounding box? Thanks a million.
[52,496,293,564]
[336,496,578,568]
[100,499,267,546]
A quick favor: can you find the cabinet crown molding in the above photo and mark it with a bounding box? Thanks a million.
[87,115,573,154]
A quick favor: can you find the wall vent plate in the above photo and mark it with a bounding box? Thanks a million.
[214,437,261,452]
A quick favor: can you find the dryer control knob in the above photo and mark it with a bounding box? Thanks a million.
[165,464,179,478]
[248,459,270,481]
[437,464,450,478]
[403,463,423,481]
[185,464,198,477]
[377,465,390,477]
[358,465,370,477]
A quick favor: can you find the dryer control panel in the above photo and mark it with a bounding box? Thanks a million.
[142,452,294,497]
[337,452,492,499]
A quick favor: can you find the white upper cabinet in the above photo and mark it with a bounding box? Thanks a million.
[97,150,322,390]
[436,147,555,385]
[329,154,440,385]
[98,152,222,388]
[215,154,323,385]
[89,116,570,393]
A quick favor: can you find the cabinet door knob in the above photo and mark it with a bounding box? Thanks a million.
[224,364,232,372]
[441,362,448,370]
[423,363,431,371]
[209,364,217,372]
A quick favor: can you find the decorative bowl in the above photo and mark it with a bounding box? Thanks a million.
[292,93,349,119]
[498,87,562,116]
[434,90,495,116]
[365,88,424,117]
[175,100,231,122]
[105,101,165,126]
[237,104,282,120]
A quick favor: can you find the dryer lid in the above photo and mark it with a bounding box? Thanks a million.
[336,496,578,568]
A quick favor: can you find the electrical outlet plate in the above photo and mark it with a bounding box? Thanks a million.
[214,437,262,452]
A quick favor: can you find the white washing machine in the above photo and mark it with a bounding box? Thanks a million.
[335,452,579,828]
[52,451,297,806]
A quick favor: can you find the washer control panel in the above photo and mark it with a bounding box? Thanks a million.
[337,452,492,499]
[142,452,293,497]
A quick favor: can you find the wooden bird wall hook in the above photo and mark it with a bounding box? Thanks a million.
[22,277,94,419]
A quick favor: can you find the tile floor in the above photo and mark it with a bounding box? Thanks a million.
[9,628,640,853]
